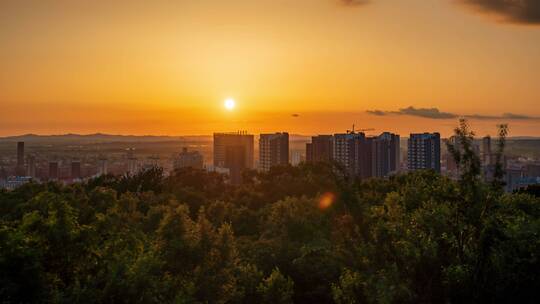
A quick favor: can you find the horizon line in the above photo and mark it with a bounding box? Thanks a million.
[1,132,539,140]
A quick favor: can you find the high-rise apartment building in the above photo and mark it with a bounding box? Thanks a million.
[49,161,59,180]
[126,148,138,174]
[225,145,246,184]
[482,136,492,166]
[26,155,36,178]
[71,161,81,180]
[0,166,7,181]
[174,147,204,170]
[333,132,372,177]
[98,157,108,176]
[16,142,25,176]
[333,133,357,175]
[408,133,441,172]
[259,133,289,171]
[354,135,373,179]
[306,135,333,163]
[213,132,254,184]
[481,135,503,183]
[290,150,303,166]
[371,132,400,178]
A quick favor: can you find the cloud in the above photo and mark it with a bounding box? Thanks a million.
[366,110,386,116]
[459,0,540,24]
[337,0,540,25]
[366,106,539,120]
[398,106,457,119]
[338,0,369,6]
[464,113,537,120]
[367,106,457,119]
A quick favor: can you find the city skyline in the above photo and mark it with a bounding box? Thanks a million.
[3,124,540,192]
[2,0,540,136]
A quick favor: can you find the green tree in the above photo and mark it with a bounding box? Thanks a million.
[332,269,365,304]
[257,268,294,304]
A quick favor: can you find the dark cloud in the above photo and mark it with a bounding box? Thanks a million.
[464,113,537,120]
[366,106,539,120]
[337,0,540,25]
[366,110,386,116]
[460,0,540,24]
[398,106,457,119]
[338,0,369,6]
[367,106,457,119]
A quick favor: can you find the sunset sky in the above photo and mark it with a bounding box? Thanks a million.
[1,0,540,137]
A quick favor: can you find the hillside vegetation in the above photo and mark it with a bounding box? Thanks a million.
[1,121,538,303]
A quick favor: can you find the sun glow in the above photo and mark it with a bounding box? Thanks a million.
[224,98,236,111]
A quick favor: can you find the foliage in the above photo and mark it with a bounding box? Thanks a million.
[257,268,294,304]
[0,122,539,303]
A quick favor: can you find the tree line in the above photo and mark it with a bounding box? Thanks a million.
[1,120,538,303]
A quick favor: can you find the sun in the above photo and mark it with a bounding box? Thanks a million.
[224,98,236,111]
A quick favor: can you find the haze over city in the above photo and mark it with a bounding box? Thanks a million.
[2,0,540,136]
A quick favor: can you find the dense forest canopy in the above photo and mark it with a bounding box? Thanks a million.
[1,121,539,303]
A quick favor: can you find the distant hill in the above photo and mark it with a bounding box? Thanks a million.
[0,133,312,144]
[0,133,201,144]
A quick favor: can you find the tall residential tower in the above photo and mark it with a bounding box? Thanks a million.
[213,132,254,184]
[408,133,441,172]
[306,135,333,163]
[259,133,289,171]
[372,132,400,178]
[16,142,25,176]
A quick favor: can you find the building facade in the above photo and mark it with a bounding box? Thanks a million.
[126,148,138,174]
[306,135,333,163]
[372,132,400,178]
[333,132,374,177]
[26,154,36,178]
[174,147,204,170]
[290,150,303,166]
[97,157,108,176]
[16,141,25,176]
[333,133,361,175]
[408,133,441,172]
[482,136,492,166]
[49,161,59,181]
[71,161,81,180]
[213,132,254,184]
[259,133,289,171]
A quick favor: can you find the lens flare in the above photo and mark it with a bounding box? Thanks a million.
[318,192,336,210]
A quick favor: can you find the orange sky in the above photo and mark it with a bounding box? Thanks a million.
[1,0,540,137]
